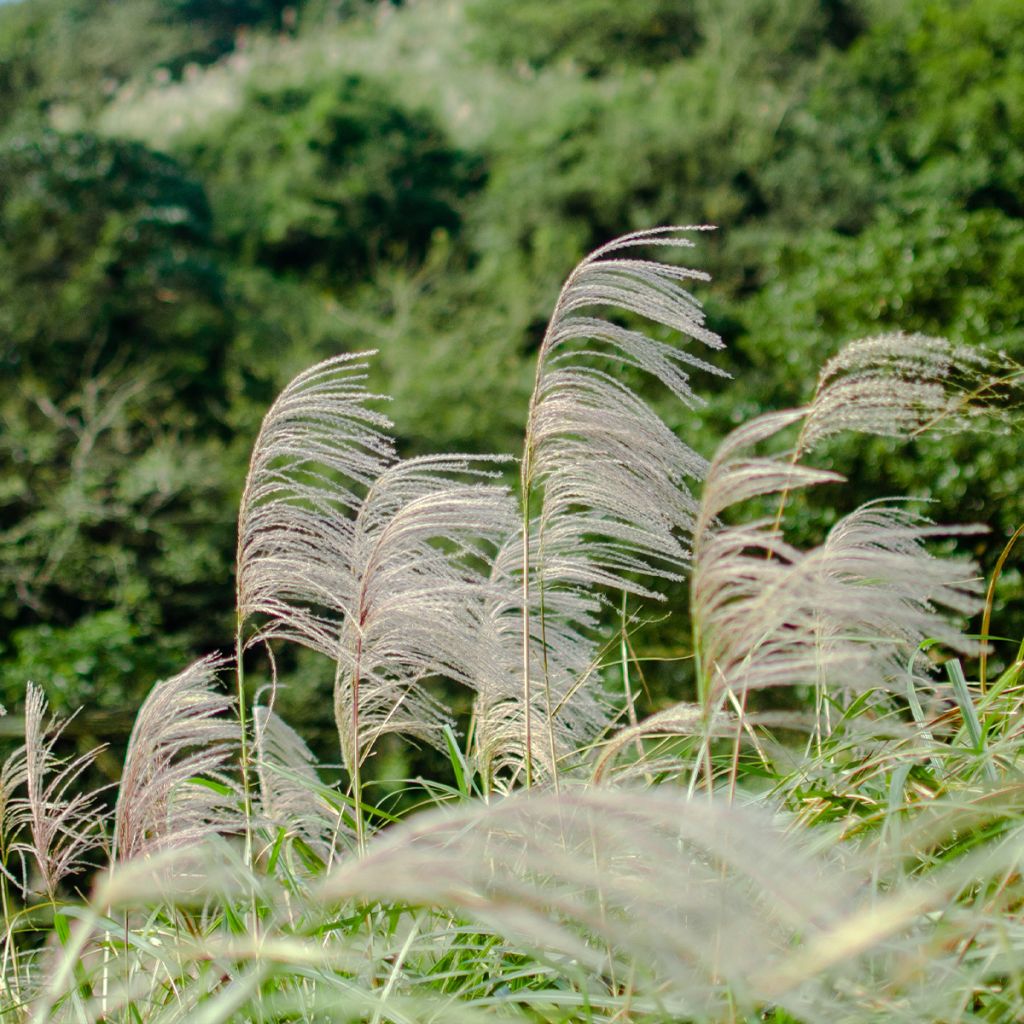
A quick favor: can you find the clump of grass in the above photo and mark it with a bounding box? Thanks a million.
[2,229,1023,1023]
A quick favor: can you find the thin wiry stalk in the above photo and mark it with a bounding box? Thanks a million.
[232,625,252,868]
[0,738,28,1004]
[979,522,1024,691]
[519,500,533,790]
[112,656,241,863]
[517,227,727,785]
[15,685,105,899]
[0,737,27,886]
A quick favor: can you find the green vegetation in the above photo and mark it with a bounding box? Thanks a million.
[0,131,235,713]
[1,2,1023,1016]
[183,71,479,279]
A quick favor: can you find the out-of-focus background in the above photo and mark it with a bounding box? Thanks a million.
[1,0,1021,773]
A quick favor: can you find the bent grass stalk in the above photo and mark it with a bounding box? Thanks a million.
[979,521,1024,692]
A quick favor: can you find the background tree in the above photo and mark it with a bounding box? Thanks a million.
[0,132,235,713]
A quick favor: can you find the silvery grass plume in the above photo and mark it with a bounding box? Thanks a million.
[328,454,515,778]
[0,728,28,886]
[801,332,997,451]
[688,335,991,713]
[236,353,517,788]
[237,353,394,659]
[521,226,726,595]
[690,417,982,710]
[113,656,241,863]
[507,227,728,784]
[12,685,105,898]
[320,786,858,1020]
[470,530,609,788]
[253,702,343,864]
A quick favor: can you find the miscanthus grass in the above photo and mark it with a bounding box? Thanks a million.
[2,228,1024,1023]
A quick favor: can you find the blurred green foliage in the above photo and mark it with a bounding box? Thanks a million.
[0,131,237,712]
[182,72,482,279]
[0,132,226,391]
[0,609,186,716]
[0,0,291,131]
[466,0,704,72]
[0,0,1021,755]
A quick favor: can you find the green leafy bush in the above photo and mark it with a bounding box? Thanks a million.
[467,0,703,72]
[0,0,292,133]
[0,132,226,391]
[181,72,482,279]
[0,132,236,710]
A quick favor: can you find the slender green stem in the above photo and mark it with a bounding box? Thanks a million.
[234,622,263,947]
[517,264,578,790]
[618,594,651,780]
[536,559,559,794]
[979,522,1024,693]
[692,618,707,711]
[0,864,20,1010]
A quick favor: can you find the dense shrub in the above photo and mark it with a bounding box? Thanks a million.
[0,132,236,710]
[0,0,293,133]
[182,72,483,279]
